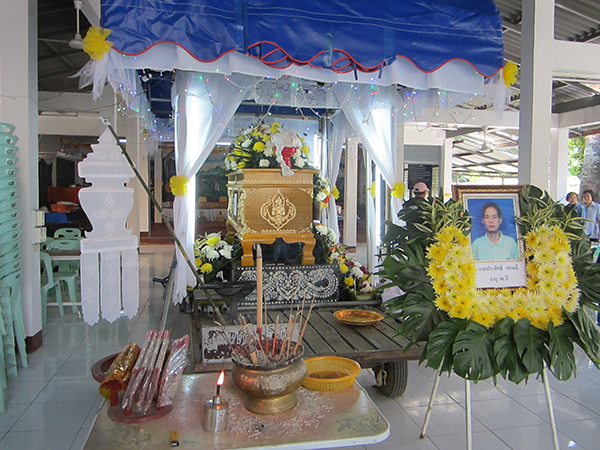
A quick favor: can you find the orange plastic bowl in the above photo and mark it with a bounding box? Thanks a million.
[302,356,361,392]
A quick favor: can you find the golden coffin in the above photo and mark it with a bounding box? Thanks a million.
[227,168,317,266]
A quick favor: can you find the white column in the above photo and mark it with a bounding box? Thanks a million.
[394,123,405,217]
[440,138,453,202]
[0,0,42,338]
[518,0,555,190]
[125,117,151,236]
[343,138,358,248]
[550,128,570,199]
[154,150,163,223]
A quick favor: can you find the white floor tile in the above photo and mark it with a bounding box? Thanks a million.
[33,378,99,404]
[471,397,547,430]
[0,429,79,450]
[556,417,600,450]
[428,430,513,450]
[514,392,600,423]
[403,403,487,437]
[494,422,588,450]
[11,401,92,431]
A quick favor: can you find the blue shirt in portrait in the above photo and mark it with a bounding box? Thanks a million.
[472,232,519,261]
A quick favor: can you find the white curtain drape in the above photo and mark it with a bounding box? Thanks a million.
[332,84,400,272]
[326,113,353,239]
[172,72,255,302]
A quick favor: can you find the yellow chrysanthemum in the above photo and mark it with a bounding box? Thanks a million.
[339,263,349,273]
[253,141,265,151]
[332,186,340,200]
[448,305,469,319]
[206,236,220,247]
[200,263,213,273]
[301,145,310,155]
[369,182,376,198]
[428,263,445,278]
[344,277,354,287]
[472,312,494,328]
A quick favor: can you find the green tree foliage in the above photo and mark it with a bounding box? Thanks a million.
[568,136,586,177]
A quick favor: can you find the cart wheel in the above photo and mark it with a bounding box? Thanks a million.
[373,361,408,398]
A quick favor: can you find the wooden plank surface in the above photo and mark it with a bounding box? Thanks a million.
[193,303,422,372]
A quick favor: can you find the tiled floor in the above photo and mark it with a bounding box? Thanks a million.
[0,244,599,449]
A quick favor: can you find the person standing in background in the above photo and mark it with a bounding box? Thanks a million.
[565,192,584,218]
[403,182,429,208]
[582,189,600,240]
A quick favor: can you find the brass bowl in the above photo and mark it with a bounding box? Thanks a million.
[333,309,384,326]
[231,345,306,415]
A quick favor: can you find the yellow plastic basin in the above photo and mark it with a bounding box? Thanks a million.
[302,356,361,392]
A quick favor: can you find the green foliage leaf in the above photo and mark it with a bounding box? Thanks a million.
[424,319,467,373]
[566,308,600,368]
[391,294,446,344]
[492,317,530,384]
[513,319,549,375]
[452,321,496,381]
[547,321,577,381]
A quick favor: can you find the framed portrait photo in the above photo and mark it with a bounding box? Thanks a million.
[452,185,526,289]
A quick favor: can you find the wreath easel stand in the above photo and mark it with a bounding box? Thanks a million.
[419,367,559,450]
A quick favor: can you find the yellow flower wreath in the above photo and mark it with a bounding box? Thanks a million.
[427,225,579,330]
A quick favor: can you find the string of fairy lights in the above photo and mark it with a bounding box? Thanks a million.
[113,62,488,145]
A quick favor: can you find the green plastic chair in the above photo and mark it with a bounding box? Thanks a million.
[53,228,82,239]
[0,272,27,375]
[44,238,80,273]
[40,251,78,325]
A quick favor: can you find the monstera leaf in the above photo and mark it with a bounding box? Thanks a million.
[423,319,467,373]
[567,308,600,367]
[392,294,447,345]
[513,319,549,375]
[452,321,496,380]
[492,318,530,384]
[548,321,577,381]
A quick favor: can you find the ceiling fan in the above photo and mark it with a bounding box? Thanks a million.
[479,126,492,153]
[38,1,84,49]
[68,1,84,49]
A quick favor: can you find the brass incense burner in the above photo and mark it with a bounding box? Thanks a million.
[231,345,306,415]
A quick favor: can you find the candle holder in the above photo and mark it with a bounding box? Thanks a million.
[203,394,229,433]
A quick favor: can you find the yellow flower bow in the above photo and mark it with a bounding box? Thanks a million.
[332,186,340,200]
[391,182,405,198]
[170,175,189,197]
[83,27,113,60]
[503,61,518,87]
[369,182,376,198]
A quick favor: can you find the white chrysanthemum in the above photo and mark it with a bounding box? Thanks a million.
[315,191,327,202]
[219,247,232,259]
[264,142,274,157]
[204,247,220,260]
[328,229,336,240]
[259,159,270,167]
[315,224,328,235]
[242,138,251,148]
[352,266,364,279]
[294,156,305,168]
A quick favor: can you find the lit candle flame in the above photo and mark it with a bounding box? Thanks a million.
[216,369,225,396]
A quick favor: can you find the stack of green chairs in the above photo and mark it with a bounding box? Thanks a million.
[0,123,28,414]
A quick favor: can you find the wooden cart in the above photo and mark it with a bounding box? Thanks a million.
[191,289,422,398]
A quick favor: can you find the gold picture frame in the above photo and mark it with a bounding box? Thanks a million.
[452,185,526,288]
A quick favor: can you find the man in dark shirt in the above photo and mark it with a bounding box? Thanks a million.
[403,182,429,208]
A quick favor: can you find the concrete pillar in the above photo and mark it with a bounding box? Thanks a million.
[154,149,163,223]
[0,0,43,343]
[343,138,358,248]
[440,138,453,202]
[550,128,570,200]
[125,117,151,237]
[518,0,554,190]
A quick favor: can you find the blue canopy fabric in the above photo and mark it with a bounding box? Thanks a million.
[101,0,504,77]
